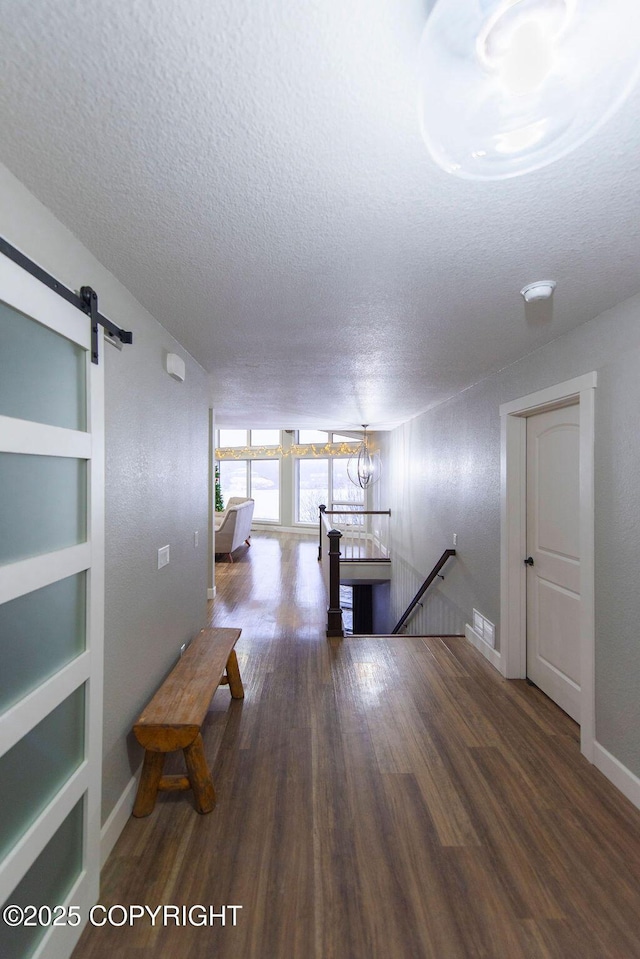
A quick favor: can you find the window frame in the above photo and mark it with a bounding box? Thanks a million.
[217,457,281,525]
[217,429,249,449]
[249,429,280,448]
[295,430,358,445]
[294,455,364,526]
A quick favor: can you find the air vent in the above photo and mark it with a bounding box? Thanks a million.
[472,609,496,648]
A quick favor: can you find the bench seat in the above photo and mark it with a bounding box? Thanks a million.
[132,626,244,816]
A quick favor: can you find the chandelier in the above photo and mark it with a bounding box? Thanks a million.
[347,425,380,489]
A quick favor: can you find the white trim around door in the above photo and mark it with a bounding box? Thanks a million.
[499,372,596,762]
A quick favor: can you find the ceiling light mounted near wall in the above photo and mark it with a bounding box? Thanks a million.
[347,425,380,490]
[521,280,556,302]
[418,0,640,180]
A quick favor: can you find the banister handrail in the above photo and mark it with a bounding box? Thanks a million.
[322,509,392,516]
[391,549,456,635]
[319,505,391,560]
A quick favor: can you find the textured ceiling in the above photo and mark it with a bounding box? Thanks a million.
[1,0,640,428]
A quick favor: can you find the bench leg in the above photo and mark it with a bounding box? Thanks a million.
[225,648,245,699]
[184,733,217,814]
[133,750,166,817]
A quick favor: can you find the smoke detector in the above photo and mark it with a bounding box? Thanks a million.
[520,280,556,303]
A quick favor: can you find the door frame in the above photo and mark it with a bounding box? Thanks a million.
[499,372,596,761]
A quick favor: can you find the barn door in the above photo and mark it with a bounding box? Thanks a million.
[0,253,104,959]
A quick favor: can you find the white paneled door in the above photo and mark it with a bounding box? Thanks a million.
[526,403,581,722]
[0,254,104,959]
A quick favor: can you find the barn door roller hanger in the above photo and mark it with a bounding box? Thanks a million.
[1,236,133,364]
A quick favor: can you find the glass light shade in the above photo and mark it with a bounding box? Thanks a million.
[418,0,640,180]
[347,428,380,490]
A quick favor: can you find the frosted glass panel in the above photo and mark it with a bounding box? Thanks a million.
[0,685,85,861]
[0,298,86,431]
[0,799,83,959]
[0,453,87,565]
[0,574,86,714]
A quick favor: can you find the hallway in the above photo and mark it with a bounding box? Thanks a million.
[77,532,640,958]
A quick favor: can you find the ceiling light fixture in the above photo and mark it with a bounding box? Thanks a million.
[520,280,556,302]
[418,0,640,180]
[347,425,380,490]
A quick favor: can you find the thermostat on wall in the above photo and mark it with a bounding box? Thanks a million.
[166,353,185,382]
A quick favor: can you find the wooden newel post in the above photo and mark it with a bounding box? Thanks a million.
[326,528,344,638]
[319,504,326,561]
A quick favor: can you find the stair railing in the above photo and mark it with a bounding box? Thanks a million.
[319,505,344,637]
[391,548,456,635]
[318,506,391,561]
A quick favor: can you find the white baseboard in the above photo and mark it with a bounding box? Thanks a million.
[252,524,316,536]
[466,627,640,812]
[465,624,504,674]
[593,741,640,811]
[207,586,216,599]
[100,772,139,867]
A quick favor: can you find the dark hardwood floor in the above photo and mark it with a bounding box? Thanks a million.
[77,531,640,958]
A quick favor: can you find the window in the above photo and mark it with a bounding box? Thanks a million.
[250,429,280,446]
[295,457,364,524]
[296,458,329,523]
[218,458,280,523]
[219,460,248,502]
[332,458,364,506]
[296,430,357,445]
[250,459,279,521]
[216,428,361,527]
[218,429,248,448]
[297,429,329,445]
[217,429,281,448]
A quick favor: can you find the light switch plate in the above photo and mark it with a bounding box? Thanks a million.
[158,545,170,569]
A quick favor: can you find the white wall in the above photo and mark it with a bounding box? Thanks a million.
[0,163,211,824]
[383,291,640,779]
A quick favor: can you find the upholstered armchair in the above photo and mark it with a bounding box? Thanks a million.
[214,497,255,561]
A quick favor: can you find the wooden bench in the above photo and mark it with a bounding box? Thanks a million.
[132,626,244,817]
